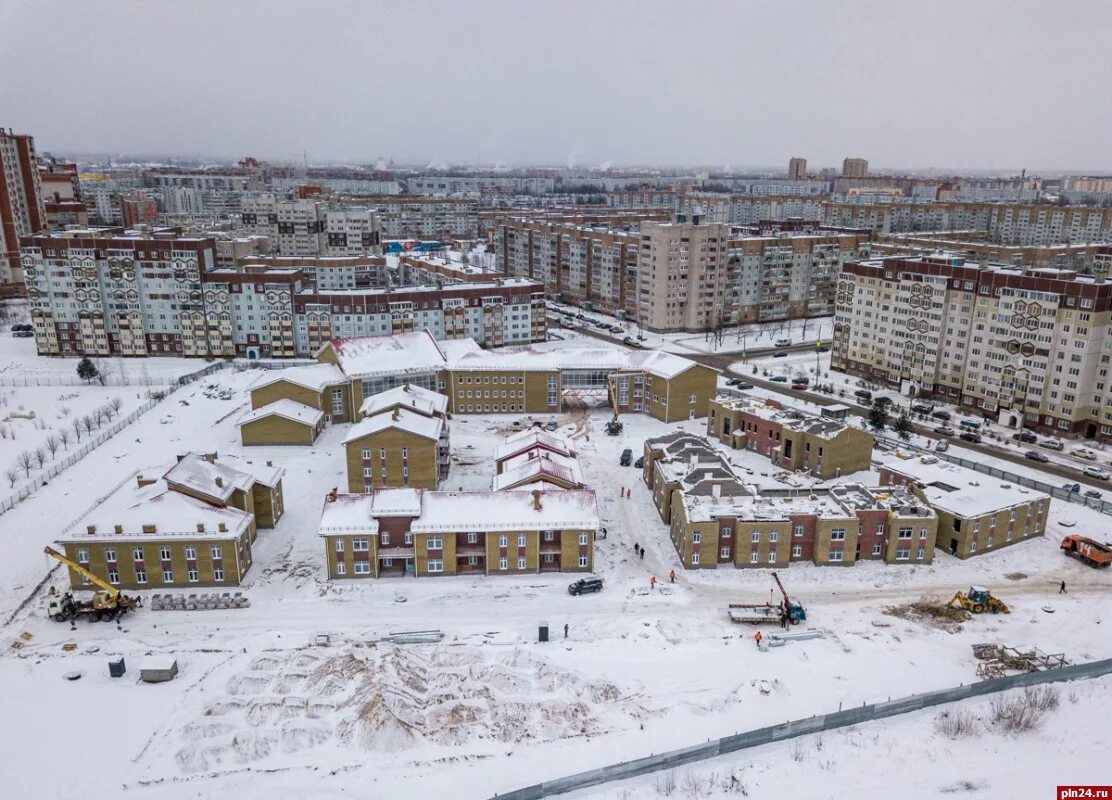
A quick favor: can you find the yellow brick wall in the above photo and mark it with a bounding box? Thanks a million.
[344,427,439,492]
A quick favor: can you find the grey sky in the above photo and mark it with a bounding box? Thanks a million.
[2,0,1110,171]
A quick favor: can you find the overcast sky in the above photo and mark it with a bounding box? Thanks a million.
[2,0,1109,171]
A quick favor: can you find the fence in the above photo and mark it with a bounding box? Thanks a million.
[0,358,231,388]
[0,361,232,518]
[491,657,1112,799]
[874,434,1112,517]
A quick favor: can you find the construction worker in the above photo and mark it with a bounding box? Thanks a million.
[780,611,789,629]
[669,569,675,584]
[639,548,645,560]
[1060,580,1067,594]
[650,575,657,591]
[754,630,762,648]
[633,541,640,554]
[564,623,569,639]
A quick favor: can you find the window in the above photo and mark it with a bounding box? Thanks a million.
[426,537,443,551]
[720,547,731,559]
[919,528,928,539]
[467,532,478,544]
[749,552,758,564]
[353,562,370,574]
[874,523,884,534]
[213,568,224,581]
[104,548,117,562]
[335,562,346,575]
[162,569,174,582]
[131,547,144,561]
[76,548,89,563]
[107,570,120,584]
[188,569,199,582]
[578,555,588,567]
[769,531,778,543]
[917,548,925,559]
[185,546,197,560]
[872,543,882,556]
[692,532,701,544]
[381,533,390,546]
[135,569,147,584]
[210,545,222,559]
[499,557,508,570]
[427,560,444,573]
[335,539,345,552]
[720,526,732,538]
[898,527,912,539]
[517,534,526,548]
[362,448,371,459]
[159,547,171,561]
[969,540,978,553]
[751,531,760,543]
[895,548,910,560]
[517,557,527,569]
[498,535,508,547]
[830,528,846,540]
[791,545,802,558]
[691,552,700,565]
[768,552,776,564]
[794,524,803,537]
[828,551,844,562]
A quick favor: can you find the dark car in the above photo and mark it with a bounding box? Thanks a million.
[1063,482,1081,493]
[568,576,603,596]
[1025,450,1050,463]
[772,351,788,358]
[1085,489,1102,499]
[816,345,830,353]
[911,403,934,415]
[930,410,952,421]
[792,377,810,386]
[1012,430,1038,443]
[854,389,873,401]
[620,448,632,466]
[634,456,644,469]
[735,382,754,390]
[959,432,982,443]
[770,375,789,383]
[726,378,742,387]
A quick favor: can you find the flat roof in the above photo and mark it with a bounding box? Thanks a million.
[881,456,1048,516]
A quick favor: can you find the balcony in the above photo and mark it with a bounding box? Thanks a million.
[539,541,562,555]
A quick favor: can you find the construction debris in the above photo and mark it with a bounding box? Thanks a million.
[770,630,824,642]
[381,629,445,644]
[150,592,249,611]
[972,643,1069,678]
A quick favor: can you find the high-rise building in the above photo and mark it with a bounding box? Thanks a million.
[788,157,808,180]
[0,129,46,292]
[120,192,159,227]
[842,158,869,178]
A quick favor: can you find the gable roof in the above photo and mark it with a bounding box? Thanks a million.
[250,363,347,394]
[343,407,445,444]
[492,451,585,491]
[359,383,449,419]
[163,453,253,503]
[237,399,324,428]
[322,330,460,380]
[495,429,574,462]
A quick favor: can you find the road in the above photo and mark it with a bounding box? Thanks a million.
[553,315,1112,492]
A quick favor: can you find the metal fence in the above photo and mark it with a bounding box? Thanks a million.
[492,657,1112,799]
[0,358,231,388]
[874,434,1112,517]
[0,361,232,518]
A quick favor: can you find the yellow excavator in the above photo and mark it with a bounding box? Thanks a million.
[947,585,1010,615]
[43,546,142,623]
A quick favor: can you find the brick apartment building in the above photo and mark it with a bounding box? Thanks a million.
[0,129,45,293]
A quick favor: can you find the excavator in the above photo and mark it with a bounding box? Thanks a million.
[43,546,142,623]
[947,585,1010,615]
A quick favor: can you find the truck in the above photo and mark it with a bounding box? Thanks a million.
[43,546,142,623]
[726,573,806,625]
[1060,535,1112,568]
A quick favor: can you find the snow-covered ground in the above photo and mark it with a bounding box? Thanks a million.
[1,346,1110,800]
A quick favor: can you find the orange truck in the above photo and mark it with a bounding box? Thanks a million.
[1060,535,1112,568]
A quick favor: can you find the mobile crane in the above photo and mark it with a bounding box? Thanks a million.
[43,546,142,623]
[605,377,623,436]
[772,572,807,624]
[727,572,807,624]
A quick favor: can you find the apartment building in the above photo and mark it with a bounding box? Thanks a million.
[239,255,391,291]
[344,406,449,492]
[54,453,285,590]
[880,455,1049,558]
[492,429,586,491]
[319,487,597,578]
[398,253,498,285]
[239,362,351,446]
[241,194,327,256]
[871,233,1112,271]
[337,196,478,240]
[788,157,807,180]
[706,397,874,479]
[842,158,869,178]
[0,129,46,291]
[323,208,382,255]
[832,254,1112,438]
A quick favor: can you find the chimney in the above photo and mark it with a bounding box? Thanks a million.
[327,487,338,502]
[142,524,156,534]
[114,524,123,534]
[196,523,205,533]
[392,407,400,421]
[532,489,542,511]
[712,483,721,499]
[266,460,273,467]
[215,476,224,488]
[218,522,227,532]
[86,525,96,535]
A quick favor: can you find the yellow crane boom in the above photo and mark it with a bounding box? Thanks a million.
[44,545,120,599]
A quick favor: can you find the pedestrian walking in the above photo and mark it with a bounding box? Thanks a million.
[669,569,675,584]
[639,548,645,560]
[621,486,626,497]
[633,542,640,554]
[754,630,762,648]
[1060,580,1067,594]
[564,623,569,639]
[650,575,657,590]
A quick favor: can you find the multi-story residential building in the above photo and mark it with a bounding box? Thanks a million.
[344,406,449,492]
[398,253,498,285]
[842,158,869,178]
[788,157,807,180]
[0,129,45,292]
[322,208,382,255]
[832,253,1112,438]
[319,487,597,578]
[879,455,1049,559]
[870,233,1112,271]
[54,453,284,590]
[240,194,327,256]
[706,397,874,479]
[239,362,351,446]
[492,429,586,491]
[338,196,478,240]
[239,255,391,291]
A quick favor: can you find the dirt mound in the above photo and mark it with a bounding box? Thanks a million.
[884,599,969,630]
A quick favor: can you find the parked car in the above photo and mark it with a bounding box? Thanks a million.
[772,351,788,358]
[1063,482,1081,493]
[791,376,810,386]
[1043,439,1064,451]
[1012,430,1038,443]
[735,382,754,390]
[634,456,644,469]
[911,403,934,415]
[853,389,873,401]
[568,577,604,596]
[1082,466,1110,480]
[959,419,982,431]
[620,448,632,466]
[623,336,641,347]
[726,378,742,387]
[1025,450,1050,463]
[959,432,982,443]
[934,440,949,453]
[933,426,955,436]
[545,421,558,431]
[816,345,830,353]
[774,337,792,347]
[930,410,952,421]
[1072,447,1098,461]
[11,329,33,338]
[770,375,789,383]
[1085,489,1103,499]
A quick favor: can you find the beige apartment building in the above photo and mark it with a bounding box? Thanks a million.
[842,158,869,178]
[344,406,449,492]
[833,254,1112,439]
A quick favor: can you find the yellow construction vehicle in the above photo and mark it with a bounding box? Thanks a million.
[43,546,142,623]
[605,376,624,436]
[947,585,1010,615]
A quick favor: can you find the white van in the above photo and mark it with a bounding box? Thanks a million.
[774,337,792,348]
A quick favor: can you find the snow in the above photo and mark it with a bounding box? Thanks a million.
[247,362,346,393]
[495,428,574,460]
[0,352,1110,800]
[163,452,257,502]
[325,329,459,379]
[881,454,1050,517]
[236,398,323,427]
[410,489,600,532]
[342,406,444,443]
[491,450,585,491]
[358,382,448,418]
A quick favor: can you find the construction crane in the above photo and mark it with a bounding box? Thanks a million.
[947,585,1010,615]
[43,546,142,623]
[604,376,623,436]
[771,572,807,624]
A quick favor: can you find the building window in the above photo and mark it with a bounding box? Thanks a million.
[131,547,144,561]
[751,531,760,543]
[76,548,89,563]
[898,527,912,539]
[499,557,508,570]
[691,552,700,565]
[498,535,508,547]
[895,548,910,560]
[426,537,443,551]
[135,569,147,584]
[917,548,925,559]
[381,533,390,546]
[749,552,758,564]
[828,551,844,562]
[768,552,776,564]
[517,534,526,548]
[543,530,554,541]
[427,560,444,573]
[159,546,171,561]
[354,562,370,574]
[919,527,928,539]
[791,545,802,558]
[162,569,174,582]
[720,526,732,538]
[353,538,369,551]
[872,543,882,556]
[107,570,120,585]
[467,532,478,544]
[794,524,803,537]
[362,448,371,459]
[187,569,199,582]
[692,532,701,544]
[769,531,778,543]
[336,562,346,575]
[104,548,117,562]
[517,557,527,570]
[213,568,224,581]
[335,539,345,552]
[578,532,589,545]
[185,546,196,560]
[830,528,846,540]
[720,547,731,559]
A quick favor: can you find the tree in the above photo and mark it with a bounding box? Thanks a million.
[76,357,99,384]
[44,434,59,457]
[32,447,47,469]
[81,415,95,436]
[3,467,17,488]
[109,396,123,415]
[71,417,83,442]
[869,403,890,432]
[16,450,33,477]
[57,429,70,450]
[894,409,913,441]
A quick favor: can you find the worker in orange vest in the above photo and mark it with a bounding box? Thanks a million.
[669,569,676,584]
[754,630,762,648]
[650,575,657,591]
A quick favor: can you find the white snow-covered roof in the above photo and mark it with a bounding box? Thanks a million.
[492,451,585,491]
[237,399,324,428]
[495,429,574,461]
[881,456,1049,517]
[163,454,253,503]
[410,490,599,533]
[359,383,449,419]
[322,330,462,380]
[250,363,347,393]
[59,478,253,542]
[343,407,445,444]
[318,488,425,533]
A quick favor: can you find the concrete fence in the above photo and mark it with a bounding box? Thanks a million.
[491,657,1112,799]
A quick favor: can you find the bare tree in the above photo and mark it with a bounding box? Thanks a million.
[4,467,18,488]
[57,428,70,450]
[81,415,95,436]
[16,450,33,477]
[32,447,47,469]
[93,407,106,426]
[44,434,59,457]
[109,396,123,415]
[71,417,83,442]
